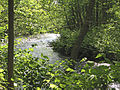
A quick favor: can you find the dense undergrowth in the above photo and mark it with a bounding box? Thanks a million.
[0,40,120,89]
[50,23,120,63]
[0,0,120,89]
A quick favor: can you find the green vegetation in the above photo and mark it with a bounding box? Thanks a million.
[0,0,120,89]
[51,0,120,62]
[1,43,120,89]
[0,0,64,37]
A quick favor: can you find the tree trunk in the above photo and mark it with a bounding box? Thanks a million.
[71,0,95,59]
[71,23,89,59]
[8,0,14,89]
[96,0,99,26]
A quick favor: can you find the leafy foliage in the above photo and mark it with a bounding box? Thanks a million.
[0,42,120,89]
[14,49,50,88]
[0,68,6,89]
[0,0,65,38]
[0,0,120,89]
[51,0,120,61]
[50,29,79,56]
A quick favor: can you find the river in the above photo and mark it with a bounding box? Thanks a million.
[15,33,120,90]
[16,33,64,64]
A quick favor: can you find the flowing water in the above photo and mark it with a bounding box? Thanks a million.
[15,33,120,90]
[16,33,63,64]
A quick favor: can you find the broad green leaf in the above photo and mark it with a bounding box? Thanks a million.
[60,84,66,88]
[44,79,50,83]
[50,84,58,88]
[66,68,74,72]
[81,69,85,73]
[0,69,4,72]
[0,27,4,31]
[37,87,41,90]
[96,53,103,58]
[0,73,4,77]
[17,78,23,82]
[55,78,60,83]
[22,85,27,88]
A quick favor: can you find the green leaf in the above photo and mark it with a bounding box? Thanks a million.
[60,84,66,88]
[29,48,34,51]
[87,61,94,66]
[0,69,4,72]
[55,78,60,83]
[50,84,58,88]
[17,78,23,82]
[47,72,54,77]
[80,57,87,63]
[0,27,4,31]
[22,85,27,88]
[43,56,49,60]
[41,53,43,57]
[81,69,85,73]
[44,79,50,83]
[96,53,103,58]
[66,68,74,72]
[0,73,4,78]
[37,87,41,90]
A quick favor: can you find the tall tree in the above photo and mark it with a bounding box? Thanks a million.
[71,0,95,59]
[8,0,14,89]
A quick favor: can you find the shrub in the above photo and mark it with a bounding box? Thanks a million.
[50,29,79,56]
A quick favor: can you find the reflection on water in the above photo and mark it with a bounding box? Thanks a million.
[16,33,62,63]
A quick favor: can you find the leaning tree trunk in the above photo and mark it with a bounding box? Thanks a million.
[71,0,95,59]
[8,0,14,89]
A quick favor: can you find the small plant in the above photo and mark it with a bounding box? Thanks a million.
[0,68,6,89]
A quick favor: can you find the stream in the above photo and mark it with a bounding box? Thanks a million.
[16,33,64,64]
[16,33,120,90]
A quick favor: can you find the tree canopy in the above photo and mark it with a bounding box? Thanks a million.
[0,0,120,89]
